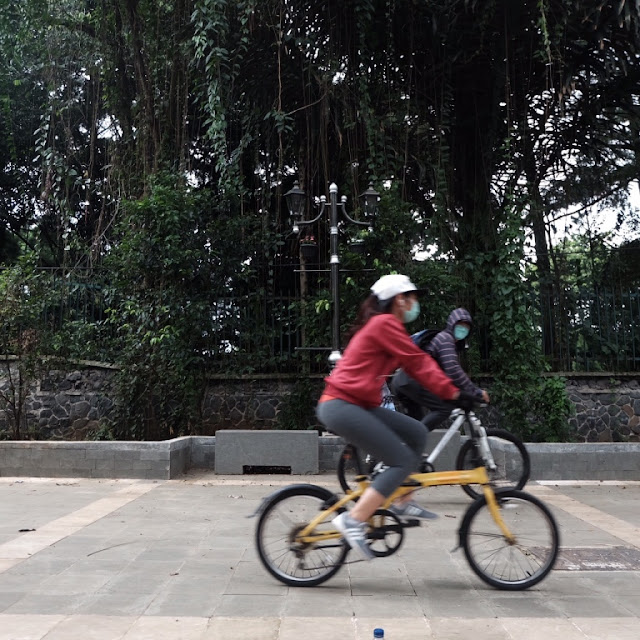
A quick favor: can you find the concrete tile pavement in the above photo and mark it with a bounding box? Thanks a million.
[0,473,638,639]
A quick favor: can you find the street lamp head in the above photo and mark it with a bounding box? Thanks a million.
[359,183,380,219]
[284,181,306,224]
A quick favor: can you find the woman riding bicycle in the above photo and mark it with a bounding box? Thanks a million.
[316,274,474,560]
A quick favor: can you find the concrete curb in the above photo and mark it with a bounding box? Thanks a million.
[0,433,638,480]
[0,437,192,480]
[526,441,640,481]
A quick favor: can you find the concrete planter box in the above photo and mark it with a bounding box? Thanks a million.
[0,437,192,480]
[0,433,638,481]
[214,429,318,474]
[526,442,640,481]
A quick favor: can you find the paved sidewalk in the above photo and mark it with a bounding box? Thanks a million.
[0,472,639,639]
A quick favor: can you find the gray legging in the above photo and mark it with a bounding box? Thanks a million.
[316,398,427,497]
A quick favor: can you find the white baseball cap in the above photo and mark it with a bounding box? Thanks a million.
[370,274,421,301]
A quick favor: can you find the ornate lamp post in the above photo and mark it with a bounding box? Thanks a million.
[285,181,380,366]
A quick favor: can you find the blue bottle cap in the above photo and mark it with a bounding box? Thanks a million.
[373,629,384,639]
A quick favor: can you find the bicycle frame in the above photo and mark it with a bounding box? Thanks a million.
[423,408,497,472]
[296,465,515,545]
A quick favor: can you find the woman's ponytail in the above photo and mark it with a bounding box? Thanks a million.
[344,294,393,343]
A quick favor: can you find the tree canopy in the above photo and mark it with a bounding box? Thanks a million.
[2,1,638,264]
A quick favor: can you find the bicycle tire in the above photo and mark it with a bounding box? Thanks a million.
[337,444,371,494]
[255,484,348,587]
[456,428,530,499]
[459,488,560,590]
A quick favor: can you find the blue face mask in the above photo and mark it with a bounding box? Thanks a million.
[403,300,420,324]
[454,324,470,340]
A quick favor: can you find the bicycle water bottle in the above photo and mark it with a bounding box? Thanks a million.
[373,628,384,639]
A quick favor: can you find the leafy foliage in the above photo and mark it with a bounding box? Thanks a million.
[276,378,322,430]
[529,376,574,442]
[104,176,216,439]
[478,198,573,440]
[0,253,56,439]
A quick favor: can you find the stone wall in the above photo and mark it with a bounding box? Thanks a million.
[0,364,117,440]
[200,377,323,433]
[0,361,639,442]
[566,375,640,442]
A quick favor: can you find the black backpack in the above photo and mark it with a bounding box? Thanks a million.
[411,329,440,352]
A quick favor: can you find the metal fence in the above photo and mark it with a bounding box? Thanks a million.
[10,269,640,374]
[537,287,640,372]
[206,295,304,373]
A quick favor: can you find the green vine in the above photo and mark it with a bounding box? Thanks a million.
[192,0,255,199]
[487,200,572,441]
[276,378,322,430]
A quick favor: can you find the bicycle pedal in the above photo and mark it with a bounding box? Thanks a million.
[321,495,340,509]
[402,518,421,528]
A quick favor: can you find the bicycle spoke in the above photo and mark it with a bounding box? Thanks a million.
[458,429,530,500]
[461,490,559,590]
[256,486,348,587]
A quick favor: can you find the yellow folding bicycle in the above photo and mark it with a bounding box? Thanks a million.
[254,437,560,590]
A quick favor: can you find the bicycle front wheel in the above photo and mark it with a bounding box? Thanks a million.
[255,485,348,587]
[457,428,530,499]
[337,444,368,494]
[460,489,559,590]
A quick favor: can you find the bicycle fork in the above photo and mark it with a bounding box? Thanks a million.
[469,413,497,472]
[483,487,517,544]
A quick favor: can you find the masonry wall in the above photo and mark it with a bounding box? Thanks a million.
[0,362,639,442]
[566,375,640,442]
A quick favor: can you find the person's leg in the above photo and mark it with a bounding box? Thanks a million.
[390,371,426,420]
[318,399,407,560]
[348,487,386,520]
[421,405,451,431]
[317,400,432,559]
[321,402,432,515]
[367,406,440,519]
[397,377,453,431]
[362,402,455,494]
[368,405,427,469]
[398,392,425,421]
[318,399,423,498]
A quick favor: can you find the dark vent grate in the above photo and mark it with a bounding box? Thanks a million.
[242,465,292,474]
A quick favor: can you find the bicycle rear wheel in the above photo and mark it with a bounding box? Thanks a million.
[457,428,530,499]
[337,444,370,494]
[459,489,559,590]
[255,485,348,587]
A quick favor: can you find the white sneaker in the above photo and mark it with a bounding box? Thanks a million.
[332,512,374,561]
[389,501,439,521]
